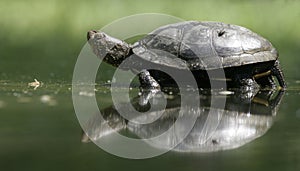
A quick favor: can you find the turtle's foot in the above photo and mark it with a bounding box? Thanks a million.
[234,78,260,103]
[238,78,259,92]
[139,89,162,106]
[138,70,161,106]
[139,70,160,89]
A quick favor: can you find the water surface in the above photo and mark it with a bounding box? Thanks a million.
[1,80,300,171]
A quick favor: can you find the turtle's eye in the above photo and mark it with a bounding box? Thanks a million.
[217,30,226,37]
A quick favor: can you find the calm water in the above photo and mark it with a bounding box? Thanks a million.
[2,0,300,170]
[0,79,300,171]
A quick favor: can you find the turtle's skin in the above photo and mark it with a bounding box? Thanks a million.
[87,21,286,90]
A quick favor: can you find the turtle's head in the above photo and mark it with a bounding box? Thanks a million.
[87,30,131,67]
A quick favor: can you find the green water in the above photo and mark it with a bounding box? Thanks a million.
[1,81,300,170]
[1,0,300,170]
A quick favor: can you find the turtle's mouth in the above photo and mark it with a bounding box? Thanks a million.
[87,30,97,40]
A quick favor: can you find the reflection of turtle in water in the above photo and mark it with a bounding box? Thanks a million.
[87,21,286,89]
[82,89,284,152]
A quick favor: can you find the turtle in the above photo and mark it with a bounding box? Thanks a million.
[87,21,286,91]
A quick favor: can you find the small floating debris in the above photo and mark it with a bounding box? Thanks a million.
[40,95,57,106]
[79,91,94,97]
[218,90,234,95]
[0,100,5,108]
[81,132,91,143]
[296,109,300,118]
[28,79,41,90]
[13,92,21,97]
[17,97,32,103]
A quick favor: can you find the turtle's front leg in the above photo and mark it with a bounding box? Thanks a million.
[138,70,161,106]
[139,70,161,89]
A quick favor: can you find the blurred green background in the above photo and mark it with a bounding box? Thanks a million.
[1,0,300,82]
[1,0,300,171]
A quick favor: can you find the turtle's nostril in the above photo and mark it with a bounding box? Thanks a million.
[87,30,97,40]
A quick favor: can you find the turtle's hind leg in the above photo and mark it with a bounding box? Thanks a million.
[256,75,276,89]
[271,60,287,89]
